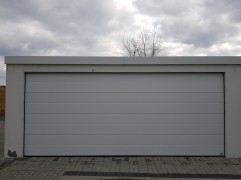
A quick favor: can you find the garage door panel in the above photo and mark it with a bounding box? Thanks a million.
[26,81,223,93]
[24,145,224,156]
[25,103,223,114]
[26,73,223,91]
[25,124,223,135]
[26,135,224,146]
[26,73,223,93]
[26,93,224,103]
[26,73,222,81]
[25,114,223,124]
[25,73,224,156]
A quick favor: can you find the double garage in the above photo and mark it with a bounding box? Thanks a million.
[4,57,241,158]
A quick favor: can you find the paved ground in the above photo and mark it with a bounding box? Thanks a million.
[1,121,241,179]
[0,157,241,179]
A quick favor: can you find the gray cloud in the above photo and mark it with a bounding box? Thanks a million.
[134,0,241,51]
[203,0,241,22]
[0,0,240,58]
[134,0,197,17]
[0,0,135,56]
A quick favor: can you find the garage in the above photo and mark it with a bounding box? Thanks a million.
[24,72,224,156]
[5,56,241,158]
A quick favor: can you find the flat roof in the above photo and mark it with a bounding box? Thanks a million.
[5,56,241,65]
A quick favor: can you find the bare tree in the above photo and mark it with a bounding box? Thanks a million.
[122,26,167,57]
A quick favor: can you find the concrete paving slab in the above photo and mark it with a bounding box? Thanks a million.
[0,157,241,179]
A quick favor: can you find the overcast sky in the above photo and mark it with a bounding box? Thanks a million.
[0,0,241,84]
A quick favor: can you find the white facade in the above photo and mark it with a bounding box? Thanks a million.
[4,56,241,158]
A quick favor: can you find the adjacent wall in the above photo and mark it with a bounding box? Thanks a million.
[4,62,241,158]
[225,65,241,157]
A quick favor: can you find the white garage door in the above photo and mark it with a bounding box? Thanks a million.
[25,73,224,156]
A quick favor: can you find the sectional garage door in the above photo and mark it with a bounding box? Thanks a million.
[24,73,224,156]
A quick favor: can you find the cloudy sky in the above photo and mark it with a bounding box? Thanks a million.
[0,0,241,84]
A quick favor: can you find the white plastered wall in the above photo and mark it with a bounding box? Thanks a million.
[4,64,241,158]
[225,65,241,157]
